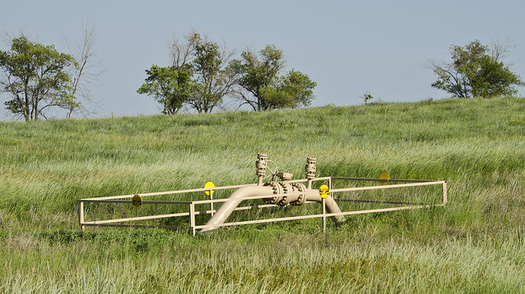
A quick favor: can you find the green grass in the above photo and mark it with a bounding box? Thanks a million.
[1,96,525,293]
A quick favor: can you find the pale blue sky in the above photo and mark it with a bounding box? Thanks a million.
[1,0,524,120]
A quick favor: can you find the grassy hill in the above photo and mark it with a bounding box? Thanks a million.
[1,97,525,293]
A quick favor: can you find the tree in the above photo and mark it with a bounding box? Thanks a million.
[232,45,316,111]
[66,21,103,118]
[0,36,77,121]
[186,35,237,113]
[141,32,237,114]
[430,40,523,98]
[262,70,317,109]
[137,65,191,114]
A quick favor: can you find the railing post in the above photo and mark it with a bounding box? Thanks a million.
[189,202,196,236]
[442,181,448,205]
[210,193,214,217]
[79,200,85,231]
[322,197,326,233]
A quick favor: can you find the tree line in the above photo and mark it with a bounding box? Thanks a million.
[137,32,317,114]
[0,29,523,121]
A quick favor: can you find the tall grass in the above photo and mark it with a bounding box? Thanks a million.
[1,96,525,292]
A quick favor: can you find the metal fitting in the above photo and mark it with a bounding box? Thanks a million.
[263,181,282,204]
[256,153,267,185]
[290,183,307,206]
[277,182,293,206]
[305,157,316,179]
[305,157,316,189]
[277,172,293,181]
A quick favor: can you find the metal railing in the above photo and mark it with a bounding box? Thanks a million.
[78,177,447,235]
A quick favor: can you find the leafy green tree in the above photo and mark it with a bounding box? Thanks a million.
[187,36,237,113]
[430,40,523,98]
[137,65,191,114]
[165,32,237,113]
[0,36,77,121]
[232,45,316,111]
[261,70,317,109]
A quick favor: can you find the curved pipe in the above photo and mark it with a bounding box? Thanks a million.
[201,186,273,233]
[201,186,345,233]
[304,189,345,223]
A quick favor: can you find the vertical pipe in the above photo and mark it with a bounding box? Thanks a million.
[79,200,85,231]
[442,181,448,205]
[322,197,326,233]
[189,202,196,236]
[210,192,214,217]
[305,157,316,189]
[256,153,267,186]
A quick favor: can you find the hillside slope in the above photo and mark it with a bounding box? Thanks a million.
[1,97,525,293]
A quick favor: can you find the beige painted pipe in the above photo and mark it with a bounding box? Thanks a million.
[200,186,344,233]
[303,189,345,223]
[200,185,274,233]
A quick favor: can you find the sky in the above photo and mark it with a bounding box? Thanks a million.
[1,0,524,120]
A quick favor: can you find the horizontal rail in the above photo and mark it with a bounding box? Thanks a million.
[189,181,444,206]
[335,199,429,206]
[79,183,259,201]
[196,204,442,230]
[77,177,334,202]
[81,223,189,230]
[331,181,445,193]
[331,177,435,183]
[79,199,192,204]
[79,202,282,226]
[83,212,190,224]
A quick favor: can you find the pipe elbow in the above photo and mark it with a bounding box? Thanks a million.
[305,189,345,223]
[201,185,273,233]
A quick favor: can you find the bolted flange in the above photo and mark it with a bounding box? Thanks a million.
[277,181,293,206]
[263,181,282,204]
[290,183,307,206]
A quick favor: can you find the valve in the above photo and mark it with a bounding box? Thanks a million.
[305,157,316,179]
[256,153,267,185]
[305,157,316,189]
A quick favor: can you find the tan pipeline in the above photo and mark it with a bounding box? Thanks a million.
[200,154,345,233]
[200,184,345,233]
[200,185,273,233]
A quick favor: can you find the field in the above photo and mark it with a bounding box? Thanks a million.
[1,97,525,293]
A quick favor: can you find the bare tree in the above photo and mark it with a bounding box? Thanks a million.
[489,37,515,62]
[169,31,199,71]
[65,21,103,118]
